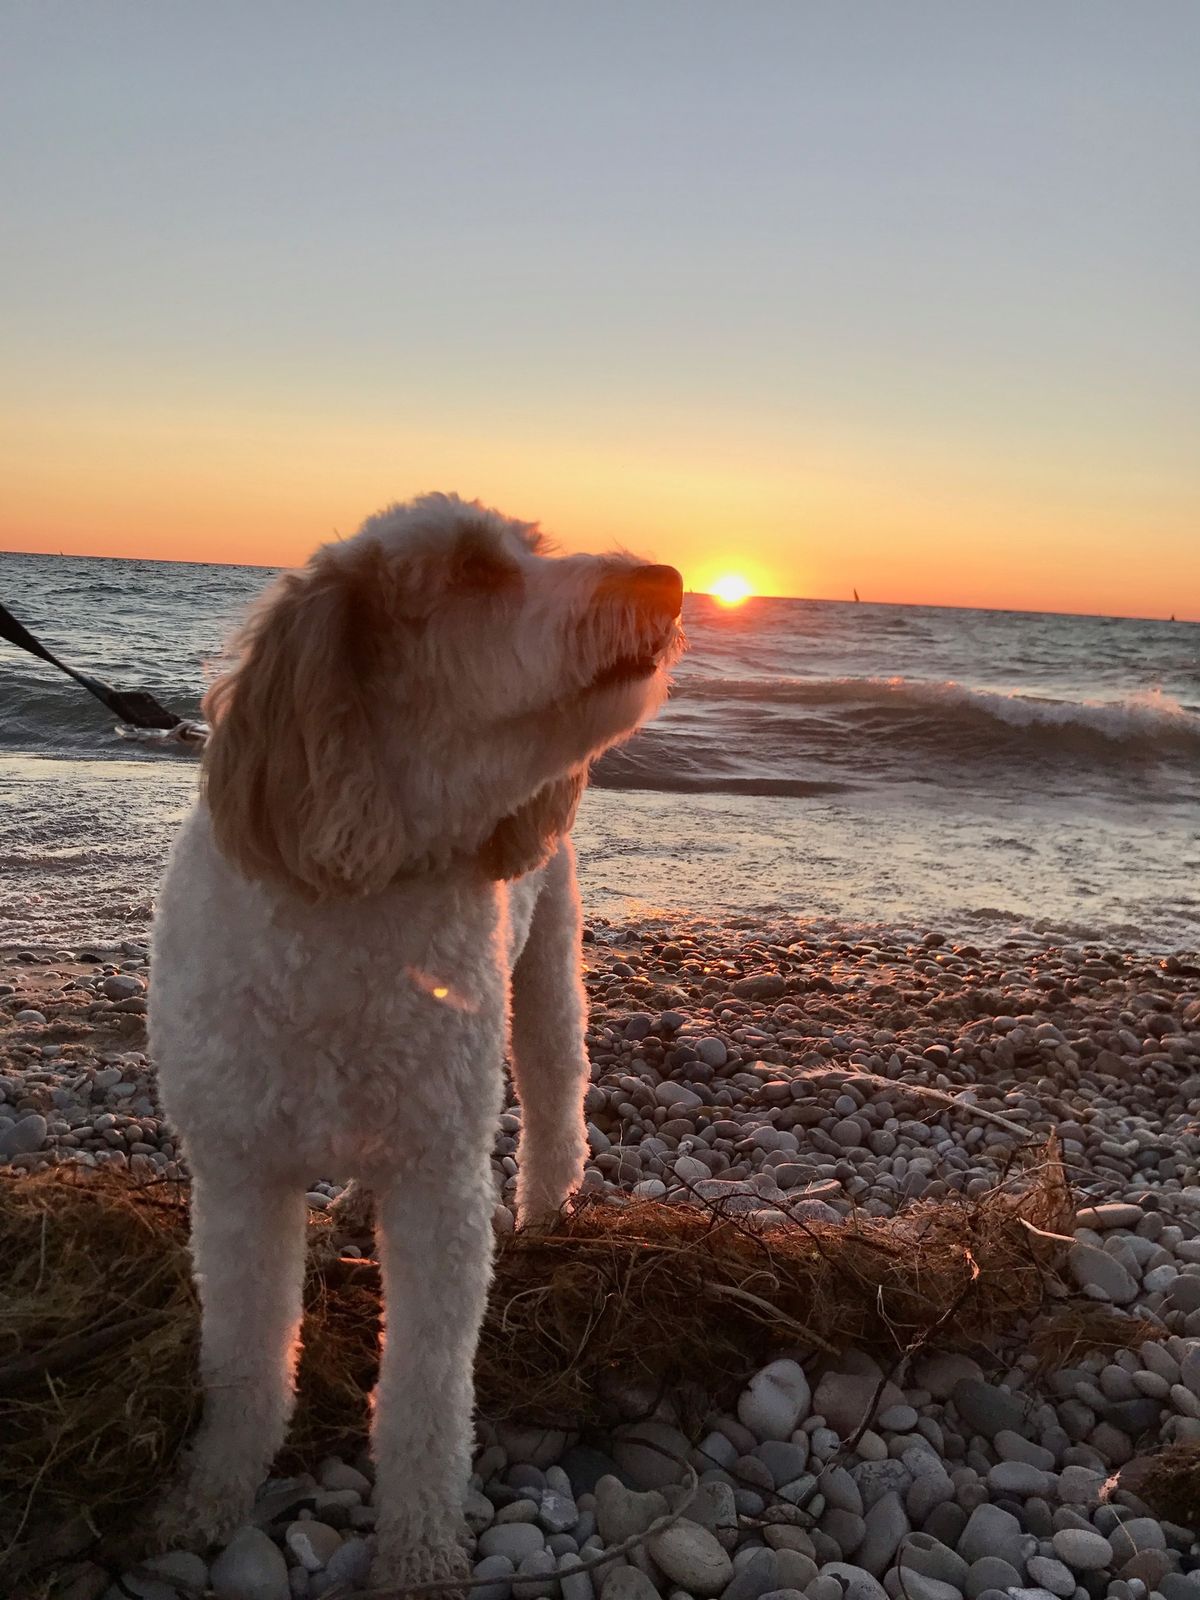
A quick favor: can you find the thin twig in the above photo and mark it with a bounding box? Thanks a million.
[1018,1218,1075,1245]
[703,1283,838,1355]
[791,1067,1038,1140]
[33,1211,50,1296]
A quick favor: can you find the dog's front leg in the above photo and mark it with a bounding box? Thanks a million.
[157,1167,307,1549]
[370,1172,495,1592]
[508,840,590,1228]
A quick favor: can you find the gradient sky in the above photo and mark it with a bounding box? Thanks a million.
[2,2,1197,618]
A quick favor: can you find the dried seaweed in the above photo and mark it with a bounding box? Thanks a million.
[1127,1442,1200,1530]
[0,1143,1090,1586]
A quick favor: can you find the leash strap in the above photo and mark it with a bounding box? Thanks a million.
[0,597,184,730]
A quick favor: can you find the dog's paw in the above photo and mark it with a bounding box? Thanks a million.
[153,1468,255,1555]
[515,1211,561,1238]
[370,1536,470,1597]
[514,1190,570,1234]
[330,1179,377,1248]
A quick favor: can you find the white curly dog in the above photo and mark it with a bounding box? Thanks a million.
[149,493,683,1587]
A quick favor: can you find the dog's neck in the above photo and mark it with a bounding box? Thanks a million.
[388,770,586,887]
[477,771,585,881]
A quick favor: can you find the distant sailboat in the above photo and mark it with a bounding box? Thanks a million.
[853,588,860,603]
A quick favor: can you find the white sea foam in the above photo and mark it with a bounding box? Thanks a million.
[671,674,1200,753]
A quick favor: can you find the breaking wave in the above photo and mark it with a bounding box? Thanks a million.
[670,675,1200,755]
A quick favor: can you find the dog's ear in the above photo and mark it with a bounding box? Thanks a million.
[202,546,408,899]
[480,769,586,882]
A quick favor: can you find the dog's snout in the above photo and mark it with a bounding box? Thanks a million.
[626,563,684,620]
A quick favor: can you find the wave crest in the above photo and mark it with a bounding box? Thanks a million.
[672,674,1200,753]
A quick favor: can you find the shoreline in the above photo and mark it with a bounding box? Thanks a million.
[6,761,1199,956]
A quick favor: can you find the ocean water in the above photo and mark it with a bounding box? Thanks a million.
[1,550,1198,950]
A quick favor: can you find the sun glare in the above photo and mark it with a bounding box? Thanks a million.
[710,574,753,606]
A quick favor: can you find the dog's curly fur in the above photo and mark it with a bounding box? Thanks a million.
[148,493,682,1587]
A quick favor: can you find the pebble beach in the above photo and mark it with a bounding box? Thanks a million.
[3,916,1200,1600]
[4,10,1200,1598]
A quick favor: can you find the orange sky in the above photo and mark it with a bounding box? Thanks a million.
[2,6,1198,621]
[2,397,1197,619]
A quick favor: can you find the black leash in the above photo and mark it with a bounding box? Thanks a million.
[0,597,183,731]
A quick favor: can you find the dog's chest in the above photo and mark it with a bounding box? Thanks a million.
[153,821,523,1167]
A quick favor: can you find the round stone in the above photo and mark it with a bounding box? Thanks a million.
[815,1371,890,1438]
[994,1431,1055,1470]
[102,973,145,1000]
[986,1461,1052,1496]
[818,1561,891,1600]
[723,1547,779,1600]
[284,1520,341,1571]
[738,1359,813,1441]
[211,1526,289,1600]
[1067,1243,1138,1305]
[756,1439,809,1487]
[957,1503,1026,1569]
[514,1548,557,1599]
[600,1571,661,1600]
[538,1487,578,1535]
[648,1518,734,1596]
[478,1523,547,1563]
[896,1574,962,1600]
[877,1405,919,1433]
[612,1420,691,1489]
[631,1178,668,1200]
[125,1553,210,1600]
[673,1153,711,1185]
[951,1379,1027,1439]
[856,1492,910,1577]
[1055,1466,1103,1508]
[324,1537,371,1589]
[318,1459,372,1496]
[696,1037,728,1068]
[654,1081,702,1108]
[898,1532,969,1589]
[1051,1528,1114,1571]
[1168,1277,1200,1313]
[593,1477,667,1545]
[472,1554,517,1600]
[1027,1557,1075,1597]
[0,1114,48,1157]
[915,1355,985,1399]
[1107,1517,1168,1560]
[965,1558,1023,1599]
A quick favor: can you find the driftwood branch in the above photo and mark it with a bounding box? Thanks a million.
[793,1067,1037,1140]
[0,1311,170,1393]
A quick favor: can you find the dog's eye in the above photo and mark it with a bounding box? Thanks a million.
[452,547,520,593]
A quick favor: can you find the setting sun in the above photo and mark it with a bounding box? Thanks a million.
[709,574,754,606]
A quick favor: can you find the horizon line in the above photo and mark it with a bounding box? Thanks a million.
[0,544,1195,627]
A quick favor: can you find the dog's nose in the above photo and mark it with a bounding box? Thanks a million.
[625,564,684,620]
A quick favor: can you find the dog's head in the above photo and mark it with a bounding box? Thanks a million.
[202,493,684,897]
